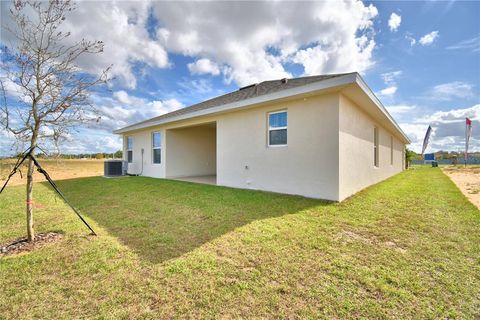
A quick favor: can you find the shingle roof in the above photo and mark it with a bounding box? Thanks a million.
[117,72,355,131]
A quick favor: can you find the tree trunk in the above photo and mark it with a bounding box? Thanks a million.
[26,156,35,242]
[26,127,38,242]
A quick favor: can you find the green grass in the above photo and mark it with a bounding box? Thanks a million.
[1,168,479,318]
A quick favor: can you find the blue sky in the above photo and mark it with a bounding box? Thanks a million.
[1,0,479,155]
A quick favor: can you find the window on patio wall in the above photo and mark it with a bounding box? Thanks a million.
[152,132,161,164]
[127,136,133,163]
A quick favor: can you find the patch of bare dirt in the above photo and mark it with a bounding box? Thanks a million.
[0,232,64,257]
[442,166,480,209]
[338,230,406,253]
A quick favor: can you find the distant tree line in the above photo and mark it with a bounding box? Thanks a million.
[5,150,123,160]
[433,150,480,160]
[405,149,480,161]
[405,149,480,167]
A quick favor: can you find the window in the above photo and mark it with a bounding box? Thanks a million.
[268,110,287,146]
[374,127,379,167]
[127,136,133,163]
[152,132,161,164]
[390,136,394,165]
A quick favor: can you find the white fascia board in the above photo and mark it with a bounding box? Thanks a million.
[113,73,358,134]
[354,74,411,144]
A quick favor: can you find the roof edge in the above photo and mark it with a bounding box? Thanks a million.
[114,73,358,134]
[353,74,411,144]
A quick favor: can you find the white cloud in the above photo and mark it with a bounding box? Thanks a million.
[51,130,123,154]
[1,1,169,89]
[153,1,378,86]
[381,70,402,84]
[1,1,380,89]
[177,78,216,95]
[113,90,146,106]
[111,91,183,118]
[416,104,480,124]
[65,2,169,89]
[419,31,439,46]
[72,93,183,154]
[446,36,480,53]
[0,1,384,155]
[405,31,440,48]
[188,59,221,76]
[423,105,480,152]
[0,129,18,156]
[428,81,474,101]
[0,120,124,155]
[0,75,32,103]
[386,105,416,115]
[98,91,184,132]
[405,34,416,46]
[388,13,401,32]
[399,122,429,151]
[380,86,397,96]
[404,104,480,153]
[378,70,402,97]
[292,34,376,76]
[103,136,123,150]
[149,99,184,115]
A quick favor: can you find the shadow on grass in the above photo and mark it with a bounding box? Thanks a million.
[53,176,326,264]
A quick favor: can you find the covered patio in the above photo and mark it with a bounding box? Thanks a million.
[165,121,217,182]
[173,175,217,185]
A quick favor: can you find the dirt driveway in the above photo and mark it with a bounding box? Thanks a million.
[442,165,480,209]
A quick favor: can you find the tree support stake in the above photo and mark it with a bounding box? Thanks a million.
[0,148,96,236]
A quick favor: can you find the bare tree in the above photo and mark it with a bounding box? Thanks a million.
[0,0,110,242]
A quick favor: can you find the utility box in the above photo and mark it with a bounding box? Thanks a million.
[424,153,435,165]
[104,160,127,176]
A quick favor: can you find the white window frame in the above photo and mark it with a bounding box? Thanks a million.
[126,136,133,163]
[374,127,379,167]
[152,131,161,164]
[267,110,288,147]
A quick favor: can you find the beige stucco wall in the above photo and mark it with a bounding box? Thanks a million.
[165,125,216,178]
[122,91,406,201]
[124,93,340,200]
[338,94,405,201]
[216,93,340,200]
[123,129,166,178]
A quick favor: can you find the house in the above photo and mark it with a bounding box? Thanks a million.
[114,72,410,201]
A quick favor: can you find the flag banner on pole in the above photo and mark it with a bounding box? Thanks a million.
[465,117,472,162]
[421,125,432,156]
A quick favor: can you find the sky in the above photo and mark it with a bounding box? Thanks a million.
[0,0,479,156]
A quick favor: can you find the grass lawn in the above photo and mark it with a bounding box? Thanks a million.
[1,167,479,318]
